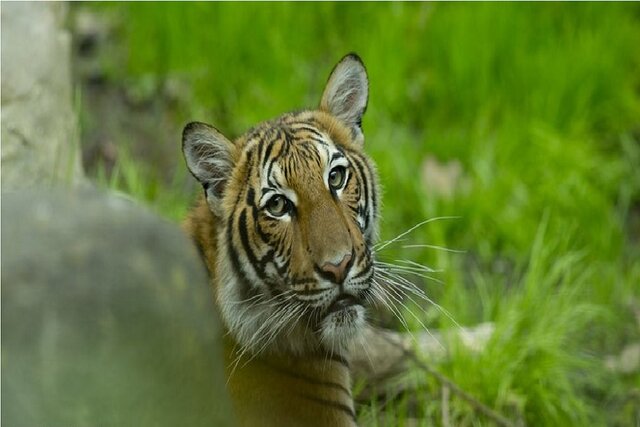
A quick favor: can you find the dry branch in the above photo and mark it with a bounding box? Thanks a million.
[351,323,494,381]
[351,324,522,427]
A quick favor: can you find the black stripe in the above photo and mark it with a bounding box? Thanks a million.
[292,277,316,286]
[299,141,322,165]
[281,128,293,156]
[246,187,256,207]
[254,218,272,245]
[266,140,279,180]
[272,255,290,278]
[353,152,377,232]
[298,394,356,421]
[267,175,280,190]
[266,364,352,396]
[352,261,372,280]
[292,124,324,138]
[244,150,254,183]
[238,208,268,282]
[226,215,258,301]
[255,138,265,169]
[262,138,275,169]
[258,248,276,272]
[309,353,350,369]
[349,154,369,208]
[349,155,370,228]
[295,286,331,296]
[330,353,350,369]
[344,167,354,189]
[363,157,378,223]
[308,135,330,147]
[331,151,345,162]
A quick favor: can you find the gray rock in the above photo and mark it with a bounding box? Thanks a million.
[1,189,233,426]
[1,2,83,189]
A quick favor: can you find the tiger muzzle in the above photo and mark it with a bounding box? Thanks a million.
[317,251,353,284]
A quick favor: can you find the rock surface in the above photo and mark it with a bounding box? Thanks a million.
[1,2,83,189]
[1,189,233,426]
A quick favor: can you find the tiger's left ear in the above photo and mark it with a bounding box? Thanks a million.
[182,121,234,217]
[320,53,369,136]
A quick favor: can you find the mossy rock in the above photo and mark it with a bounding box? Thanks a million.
[1,189,233,426]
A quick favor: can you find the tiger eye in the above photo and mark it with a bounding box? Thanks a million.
[266,195,289,217]
[329,166,347,190]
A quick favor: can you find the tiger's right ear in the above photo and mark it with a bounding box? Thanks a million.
[320,53,369,138]
[182,121,234,216]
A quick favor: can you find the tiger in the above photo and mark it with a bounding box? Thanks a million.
[183,53,380,427]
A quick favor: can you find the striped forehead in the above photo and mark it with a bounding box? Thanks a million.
[247,126,343,195]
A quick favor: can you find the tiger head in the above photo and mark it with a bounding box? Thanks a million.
[183,54,379,358]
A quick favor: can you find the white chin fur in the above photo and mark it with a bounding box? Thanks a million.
[218,255,367,357]
[319,304,366,354]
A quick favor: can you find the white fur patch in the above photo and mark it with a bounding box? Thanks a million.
[319,305,366,355]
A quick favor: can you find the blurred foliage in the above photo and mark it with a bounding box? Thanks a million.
[80,3,640,426]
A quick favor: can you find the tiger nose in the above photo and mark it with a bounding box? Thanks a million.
[320,253,353,284]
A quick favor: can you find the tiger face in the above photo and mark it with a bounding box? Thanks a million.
[183,54,379,357]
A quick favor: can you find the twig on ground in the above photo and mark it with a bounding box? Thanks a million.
[374,331,519,427]
[404,349,518,427]
[352,326,520,426]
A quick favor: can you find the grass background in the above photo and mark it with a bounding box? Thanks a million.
[76,3,640,425]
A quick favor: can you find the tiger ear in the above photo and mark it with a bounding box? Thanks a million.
[182,121,234,216]
[320,53,369,134]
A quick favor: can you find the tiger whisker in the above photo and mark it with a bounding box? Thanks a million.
[372,237,409,249]
[373,216,461,253]
[234,314,292,372]
[358,330,375,370]
[223,294,278,338]
[371,281,427,354]
[377,264,445,286]
[382,278,444,350]
[226,294,265,305]
[376,260,443,278]
[321,321,338,374]
[371,279,415,342]
[377,271,438,311]
[394,259,443,273]
[258,294,300,340]
[378,269,462,330]
[229,296,297,377]
[284,304,309,336]
[381,281,428,330]
[362,291,379,309]
[250,302,306,362]
[373,276,446,351]
[401,244,467,254]
[375,268,430,298]
[229,317,277,377]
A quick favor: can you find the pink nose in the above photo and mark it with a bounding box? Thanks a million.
[320,253,352,284]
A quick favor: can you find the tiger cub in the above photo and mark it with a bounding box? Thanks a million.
[183,54,379,427]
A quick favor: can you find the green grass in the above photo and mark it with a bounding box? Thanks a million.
[81,3,640,425]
